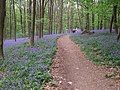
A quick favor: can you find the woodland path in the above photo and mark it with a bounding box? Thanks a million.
[46,35,119,90]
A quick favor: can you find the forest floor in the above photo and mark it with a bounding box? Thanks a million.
[1,35,59,89]
[45,35,120,90]
[2,30,120,90]
[4,34,62,48]
[3,29,108,48]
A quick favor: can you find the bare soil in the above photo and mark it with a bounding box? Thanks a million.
[45,35,120,90]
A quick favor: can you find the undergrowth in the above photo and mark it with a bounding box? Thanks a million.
[0,37,58,90]
[72,32,120,66]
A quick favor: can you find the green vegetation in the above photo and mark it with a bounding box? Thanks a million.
[72,32,120,66]
[0,0,120,89]
[0,37,57,90]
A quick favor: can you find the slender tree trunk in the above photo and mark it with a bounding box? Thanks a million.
[53,0,57,34]
[23,2,26,36]
[41,0,45,37]
[100,19,103,30]
[39,0,42,38]
[28,0,32,38]
[113,5,118,34]
[39,0,45,38]
[81,8,84,31]
[12,0,17,41]
[9,0,12,39]
[117,29,120,41]
[70,6,74,31]
[30,0,36,46]
[53,6,56,34]
[92,0,95,30]
[19,0,23,37]
[104,19,107,29]
[92,13,94,30]
[86,7,90,31]
[36,0,40,36]
[59,0,63,33]
[67,3,70,31]
[110,5,118,33]
[97,14,100,30]
[56,7,59,34]
[76,0,81,28]
[110,14,114,33]
[0,0,6,59]
[48,0,53,34]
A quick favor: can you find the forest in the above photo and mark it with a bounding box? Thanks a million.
[0,0,120,90]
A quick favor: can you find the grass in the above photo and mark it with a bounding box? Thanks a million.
[72,32,120,66]
[0,37,58,90]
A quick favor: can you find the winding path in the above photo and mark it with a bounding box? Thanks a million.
[46,35,119,90]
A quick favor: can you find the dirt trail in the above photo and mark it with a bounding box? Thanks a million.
[45,35,119,90]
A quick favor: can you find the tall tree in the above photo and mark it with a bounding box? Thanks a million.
[12,0,17,41]
[39,0,45,38]
[117,29,120,41]
[23,1,26,36]
[85,6,90,31]
[30,0,36,46]
[0,0,6,59]
[19,0,23,36]
[28,0,32,38]
[110,5,118,33]
[59,0,63,33]
[9,0,12,39]
[97,14,100,30]
[92,13,95,30]
[48,0,53,34]
[100,17,103,30]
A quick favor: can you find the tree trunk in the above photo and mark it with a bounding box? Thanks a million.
[67,3,70,31]
[9,0,12,39]
[12,0,17,41]
[92,13,94,30]
[92,0,95,30]
[30,0,36,46]
[0,0,6,59]
[100,19,103,30]
[76,0,82,29]
[113,5,118,34]
[110,14,114,33]
[70,6,74,31]
[59,0,63,33]
[86,7,90,31]
[53,5,56,34]
[56,7,59,34]
[110,5,118,33]
[117,29,120,41]
[39,0,45,38]
[48,0,53,34]
[41,0,45,37]
[28,0,32,38]
[23,1,26,36]
[36,0,40,36]
[104,19,107,29]
[39,0,42,38]
[97,14,100,30]
[19,0,23,37]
